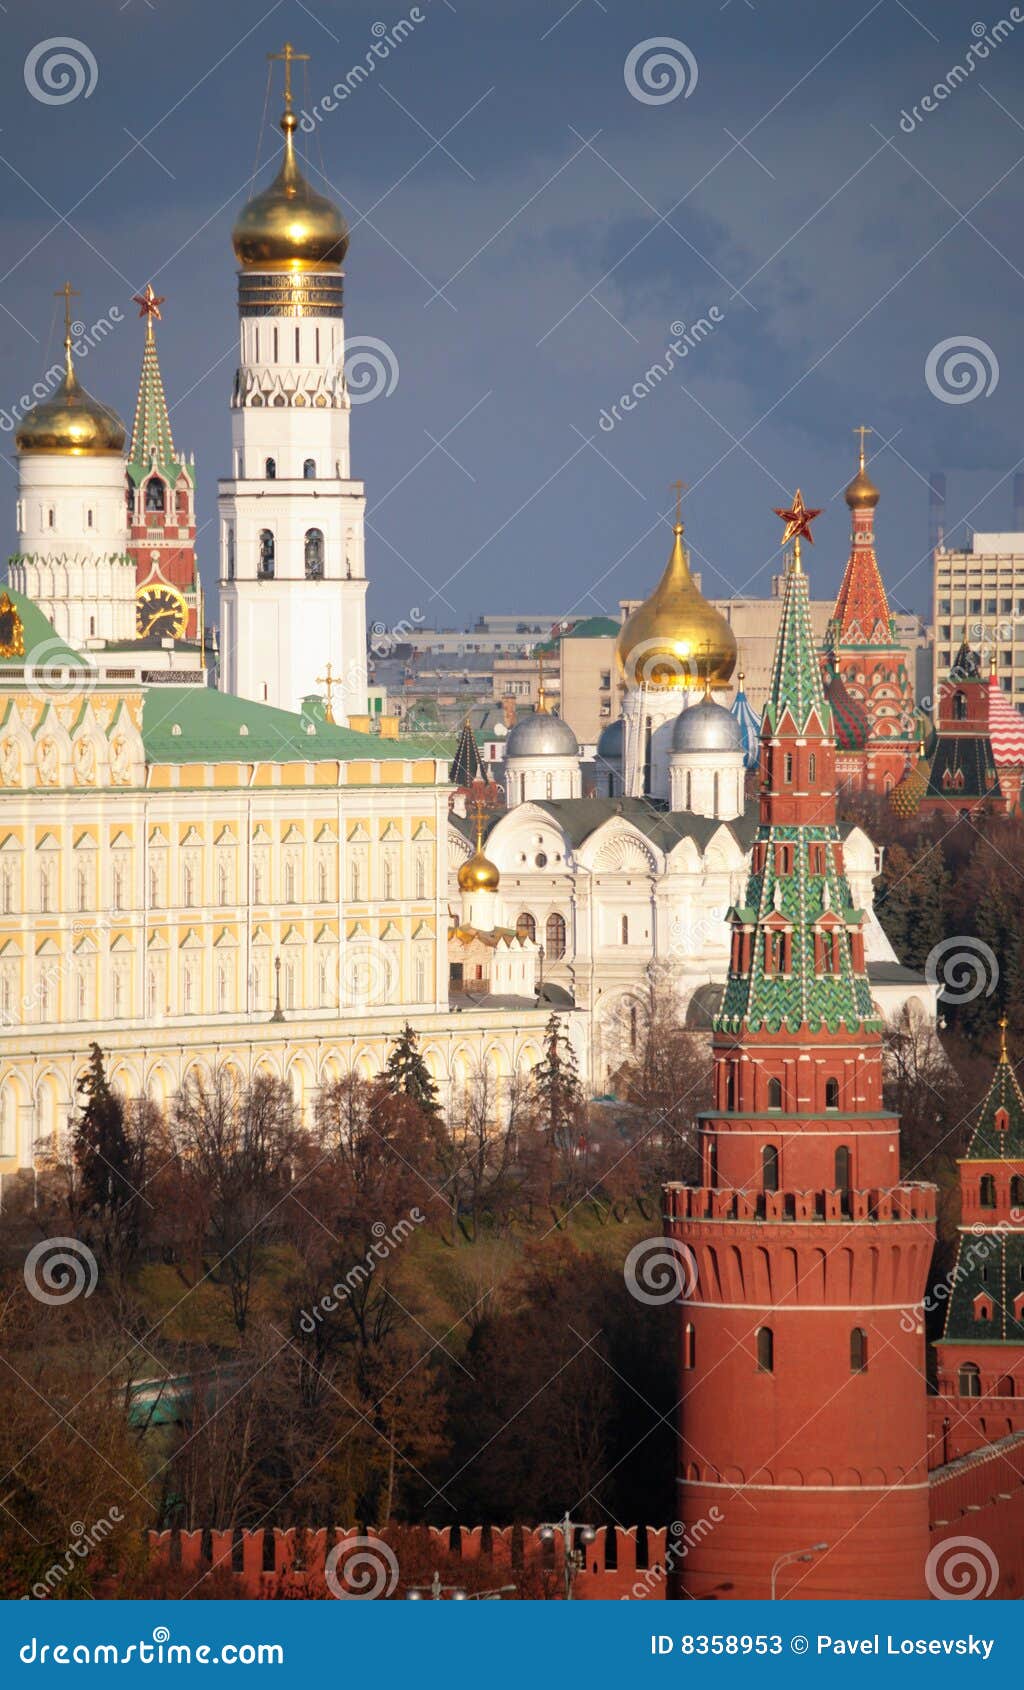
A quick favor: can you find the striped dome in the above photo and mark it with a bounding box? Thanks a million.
[729,682,761,770]
[987,674,1024,767]
[824,666,869,752]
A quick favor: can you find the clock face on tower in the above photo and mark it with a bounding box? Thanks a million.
[136,581,188,639]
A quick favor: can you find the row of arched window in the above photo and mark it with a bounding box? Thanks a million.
[515,912,567,958]
[979,1173,1024,1207]
[258,529,325,580]
[759,1143,850,1192]
[958,1363,1017,1397]
[129,477,189,515]
[264,458,317,480]
[682,1324,868,1374]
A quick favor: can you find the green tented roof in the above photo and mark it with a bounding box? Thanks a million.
[141,688,443,766]
[964,1053,1024,1160]
[941,1231,1024,1343]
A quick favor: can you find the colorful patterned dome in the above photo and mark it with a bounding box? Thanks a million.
[889,747,930,818]
[823,666,869,752]
[987,673,1024,769]
[729,676,761,770]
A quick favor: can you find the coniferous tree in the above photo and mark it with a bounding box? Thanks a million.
[380,1023,441,1119]
[532,1012,583,1146]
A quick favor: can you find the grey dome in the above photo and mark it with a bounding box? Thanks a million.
[596,717,624,760]
[506,711,579,758]
[671,697,743,755]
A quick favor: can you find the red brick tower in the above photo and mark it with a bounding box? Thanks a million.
[931,1020,1024,1464]
[824,430,915,795]
[666,493,937,1600]
[126,285,200,641]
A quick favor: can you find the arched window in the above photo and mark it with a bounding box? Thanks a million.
[303,458,316,479]
[682,1323,696,1371]
[621,914,629,945]
[517,912,536,942]
[958,1362,981,1397]
[756,1327,774,1373]
[825,1078,840,1110]
[767,1076,782,1109]
[808,752,817,785]
[259,530,275,578]
[835,1145,851,1190]
[304,528,324,579]
[980,1173,997,1208]
[265,457,276,479]
[783,752,793,782]
[1012,1175,1024,1209]
[546,912,566,959]
[226,526,235,580]
[953,691,968,720]
[850,1327,868,1372]
[761,1144,780,1192]
[145,476,165,512]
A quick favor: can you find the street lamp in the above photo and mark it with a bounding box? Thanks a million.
[405,1571,517,1601]
[538,1512,597,1601]
[270,955,285,1022]
[770,1542,828,1600]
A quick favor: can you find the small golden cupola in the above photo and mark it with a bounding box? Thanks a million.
[457,808,500,895]
[845,425,880,510]
[17,282,126,457]
[616,511,737,691]
[231,42,349,272]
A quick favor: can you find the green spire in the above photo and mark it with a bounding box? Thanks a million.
[763,561,832,738]
[963,1028,1024,1160]
[126,318,184,492]
[716,555,875,1037]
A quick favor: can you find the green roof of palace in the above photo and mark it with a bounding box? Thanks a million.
[140,688,444,766]
[0,585,90,670]
[563,616,621,639]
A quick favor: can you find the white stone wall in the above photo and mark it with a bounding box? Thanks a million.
[10,452,135,645]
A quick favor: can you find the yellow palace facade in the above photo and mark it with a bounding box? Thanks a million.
[0,589,558,1172]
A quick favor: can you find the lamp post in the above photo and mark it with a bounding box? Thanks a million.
[538,1512,596,1601]
[270,955,285,1022]
[405,1572,517,1601]
[769,1541,828,1600]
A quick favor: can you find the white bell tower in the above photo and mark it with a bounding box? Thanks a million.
[218,43,368,722]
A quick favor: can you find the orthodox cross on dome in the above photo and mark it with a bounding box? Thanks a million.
[854,423,872,469]
[316,661,337,724]
[269,41,309,111]
[132,283,166,342]
[537,646,549,713]
[55,280,79,371]
[773,489,822,573]
[669,477,687,528]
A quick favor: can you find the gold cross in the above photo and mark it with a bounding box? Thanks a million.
[537,646,548,712]
[670,478,687,526]
[54,280,79,340]
[853,424,872,470]
[269,42,309,110]
[316,662,336,723]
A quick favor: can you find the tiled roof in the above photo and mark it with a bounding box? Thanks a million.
[141,687,441,766]
[964,1052,1024,1160]
[0,586,91,670]
[941,1231,1024,1343]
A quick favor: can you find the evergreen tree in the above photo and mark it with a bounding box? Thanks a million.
[532,1012,583,1146]
[380,1023,441,1119]
[72,1043,143,1269]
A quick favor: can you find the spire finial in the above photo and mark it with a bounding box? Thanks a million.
[670,477,686,531]
[472,797,486,853]
[55,280,79,378]
[774,489,822,576]
[1000,1014,1009,1062]
[316,660,336,723]
[269,41,309,112]
[133,282,165,343]
[537,646,549,714]
[854,424,872,473]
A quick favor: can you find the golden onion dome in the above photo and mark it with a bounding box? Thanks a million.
[17,342,126,456]
[845,431,880,509]
[232,109,349,271]
[457,846,500,894]
[616,524,737,690]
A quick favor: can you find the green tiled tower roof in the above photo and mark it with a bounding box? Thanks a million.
[941,1231,1024,1344]
[127,321,187,492]
[717,558,877,1037]
[964,1030,1024,1160]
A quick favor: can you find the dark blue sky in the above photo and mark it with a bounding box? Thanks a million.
[2,0,1022,629]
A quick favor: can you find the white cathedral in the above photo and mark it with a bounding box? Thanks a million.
[0,43,932,1171]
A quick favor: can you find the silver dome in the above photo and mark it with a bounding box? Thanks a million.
[506,711,579,758]
[596,717,624,759]
[671,697,743,754]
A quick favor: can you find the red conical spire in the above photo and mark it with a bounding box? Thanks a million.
[830,427,892,645]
